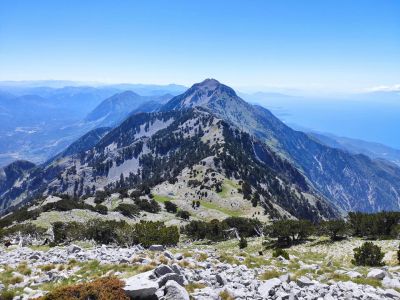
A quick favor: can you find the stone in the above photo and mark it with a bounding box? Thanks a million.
[279,274,291,283]
[367,269,386,280]
[346,271,363,278]
[149,245,164,251]
[382,277,400,289]
[123,270,158,299]
[171,263,181,275]
[67,244,82,254]
[216,273,227,286]
[164,280,190,300]
[384,289,400,299]
[157,273,185,287]
[154,264,174,277]
[175,253,183,260]
[297,276,314,288]
[163,251,174,260]
[258,278,281,297]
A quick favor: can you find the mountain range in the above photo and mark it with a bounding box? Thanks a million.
[1,79,400,219]
[0,84,184,166]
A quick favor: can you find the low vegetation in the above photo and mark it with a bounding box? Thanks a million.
[52,219,179,247]
[36,276,128,300]
[352,242,385,266]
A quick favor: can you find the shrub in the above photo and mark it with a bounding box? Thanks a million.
[348,211,400,239]
[164,201,177,213]
[51,219,179,247]
[86,219,128,245]
[223,217,262,237]
[115,203,139,218]
[239,237,248,249]
[133,221,179,247]
[53,221,85,244]
[272,248,289,260]
[36,276,128,300]
[0,290,16,300]
[94,191,109,204]
[320,220,348,241]
[134,198,160,213]
[397,244,400,264]
[176,210,191,220]
[352,242,384,266]
[265,219,314,247]
[0,223,46,240]
[94,204,108,215]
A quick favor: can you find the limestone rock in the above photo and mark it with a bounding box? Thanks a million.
[123,270,158,299]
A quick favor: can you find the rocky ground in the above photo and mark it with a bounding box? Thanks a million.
[0,237,400,299]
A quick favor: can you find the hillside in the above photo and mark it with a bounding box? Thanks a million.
[161,79,400,213]
[0,107,338,221]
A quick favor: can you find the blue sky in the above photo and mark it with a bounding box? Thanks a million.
[1,0,399,92]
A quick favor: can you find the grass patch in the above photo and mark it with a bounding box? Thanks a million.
[16,262,32,276]
[219,253,240,265]
[185,282,207,293]
[199,200,241,217]
[0,290,16,300]
[217,179,239,198]
[219,289,235,300]
[259,269,282,280]
[40,264,56,272]
[153,194,172,204]
[352,277,382,288]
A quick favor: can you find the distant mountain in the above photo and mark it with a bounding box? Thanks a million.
[309,132,400,167]
[0,85,177,166]
[84,91,173,127]
[161,79,400,213]
[1,79,400,217]
[49,127,111,162]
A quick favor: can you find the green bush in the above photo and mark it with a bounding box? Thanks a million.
[397,244,400,264]
[320,220,348,241]
[134,221,179,247]
[134,198,160,213]
[272,248,289,260]
[94,204,108,215]
[115,203,139,218]
[176,210,191,220]
[51,219,179,247]
[348,211,400,239]
[223,217,262,237]
[94,191,109,204]
[164,201,177,213]
[0,290,16,300]
[352,242,384,266]
[239,237,248,249]
[183,217,264,242]
[265,219,314,247]
[53,222,85,244]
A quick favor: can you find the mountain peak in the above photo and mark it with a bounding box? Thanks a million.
[191,78,236,96]
[195,78,221,89]
[161,79,239,111]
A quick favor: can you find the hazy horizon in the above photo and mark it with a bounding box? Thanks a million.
[1,1,399,93]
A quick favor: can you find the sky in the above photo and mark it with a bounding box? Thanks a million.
[1,0,399,92]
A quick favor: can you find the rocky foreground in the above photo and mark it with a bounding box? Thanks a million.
[1,242,400,300]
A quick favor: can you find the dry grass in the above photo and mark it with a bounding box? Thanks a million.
[219,289,235,300]
[36,276,128,300]
[185,282,207,293]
